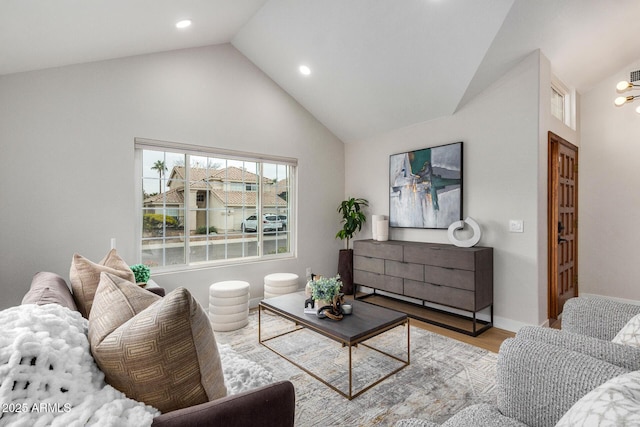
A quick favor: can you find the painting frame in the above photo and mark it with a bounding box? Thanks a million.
[389,141,463,229]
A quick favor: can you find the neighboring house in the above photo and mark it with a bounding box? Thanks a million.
[144,166,288,233]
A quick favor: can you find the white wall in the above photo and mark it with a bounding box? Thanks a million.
[345,52,544,331]
[0,44,345,310]
[580,59,640,301]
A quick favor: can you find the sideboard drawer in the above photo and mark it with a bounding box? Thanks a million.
[404,245,476,270]
[354,255,384,274]
[385,260,423,281]
[353,240,403,261]
[404,280,474,311]
[424,265,475,291]
[354,270,403,294]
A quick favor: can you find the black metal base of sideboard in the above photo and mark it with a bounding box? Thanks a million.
[355,292,493,337]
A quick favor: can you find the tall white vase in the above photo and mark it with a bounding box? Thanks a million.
[372,214,384,240]
[376,219,389,241]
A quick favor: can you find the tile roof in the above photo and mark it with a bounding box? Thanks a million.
[167,166,268,187]
[209,166,268,183]
[144,187,184,205]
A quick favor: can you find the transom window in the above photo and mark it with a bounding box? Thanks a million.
[135,138,296,270]
[551,86,564,122]
[551,75,574,129]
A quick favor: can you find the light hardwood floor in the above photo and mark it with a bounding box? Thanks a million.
[349,294,515,353]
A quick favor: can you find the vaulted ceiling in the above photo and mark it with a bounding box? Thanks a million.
[2,0,639,142]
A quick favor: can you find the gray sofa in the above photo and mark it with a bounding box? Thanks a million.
[397,296,640,427]
[16,271,296,427]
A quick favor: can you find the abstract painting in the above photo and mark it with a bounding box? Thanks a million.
[389,142,462,229]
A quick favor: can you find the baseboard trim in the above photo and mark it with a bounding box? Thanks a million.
[493,316,530,333]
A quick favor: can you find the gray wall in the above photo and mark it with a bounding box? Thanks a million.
[345,52,543,330]
[0,44,345,310]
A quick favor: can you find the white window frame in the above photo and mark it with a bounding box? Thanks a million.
[134,138,297,272]
[551,86,564,121]
[551,75,575,130]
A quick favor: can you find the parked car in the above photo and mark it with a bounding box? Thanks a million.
[277,214,287,230]
[241,214,283,232]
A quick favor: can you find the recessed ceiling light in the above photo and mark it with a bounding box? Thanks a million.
[176,20,192,29]
[299,65,311,76]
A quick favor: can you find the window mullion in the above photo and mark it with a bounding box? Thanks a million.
[257,162,263,257]
[184,155,191,266]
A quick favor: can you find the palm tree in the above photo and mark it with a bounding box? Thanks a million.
[151,160,167,194]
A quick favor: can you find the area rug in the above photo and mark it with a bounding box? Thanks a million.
[215,310,498,427]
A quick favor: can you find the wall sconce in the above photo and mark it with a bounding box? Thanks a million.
[614,77,640,113]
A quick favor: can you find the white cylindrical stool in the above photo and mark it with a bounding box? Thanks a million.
[209,281,250,332]
[263,273,299,299]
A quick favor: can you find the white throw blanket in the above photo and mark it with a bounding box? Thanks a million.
[218,344,274,395]
[0,304,159,426]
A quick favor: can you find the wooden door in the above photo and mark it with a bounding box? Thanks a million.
[548,132,579,320]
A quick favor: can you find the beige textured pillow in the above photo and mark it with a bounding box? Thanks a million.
[69,249,136,318]
[89,273,227,413]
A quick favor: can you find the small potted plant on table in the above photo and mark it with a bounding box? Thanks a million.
[308,275,344,320]
[130,264,151,286]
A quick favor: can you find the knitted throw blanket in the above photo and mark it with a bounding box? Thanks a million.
[0,304,159,426]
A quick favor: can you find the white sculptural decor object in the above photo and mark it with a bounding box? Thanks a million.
[447,217,482,248]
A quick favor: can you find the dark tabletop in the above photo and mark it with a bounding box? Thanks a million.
[260,292,408,344]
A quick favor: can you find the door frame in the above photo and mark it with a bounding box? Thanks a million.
[548,131,579,321]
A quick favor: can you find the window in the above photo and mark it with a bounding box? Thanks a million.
[551,75,574,129]
[135,138,296,270]
[550,86,564,122]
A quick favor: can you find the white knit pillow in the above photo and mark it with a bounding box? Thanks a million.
[555,371,640,427]
[612,314,640,347]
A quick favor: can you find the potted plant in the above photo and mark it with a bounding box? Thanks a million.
[335,197,369,294]
[130,264,151,286]
[308,275,344,320]
[308,275,342,307]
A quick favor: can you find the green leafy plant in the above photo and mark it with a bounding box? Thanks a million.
[336,197,369,249]
[130,264,151,283]
[195,226,218,235]
[309,275,342,302]
[143,213,178,231]
[266,246,289,255]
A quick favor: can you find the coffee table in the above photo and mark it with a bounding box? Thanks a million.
[259,292,409,400]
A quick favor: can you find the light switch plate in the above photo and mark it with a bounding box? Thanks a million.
[509,220,524,233]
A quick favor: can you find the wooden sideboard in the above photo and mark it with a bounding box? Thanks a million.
[353,239,493,336]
